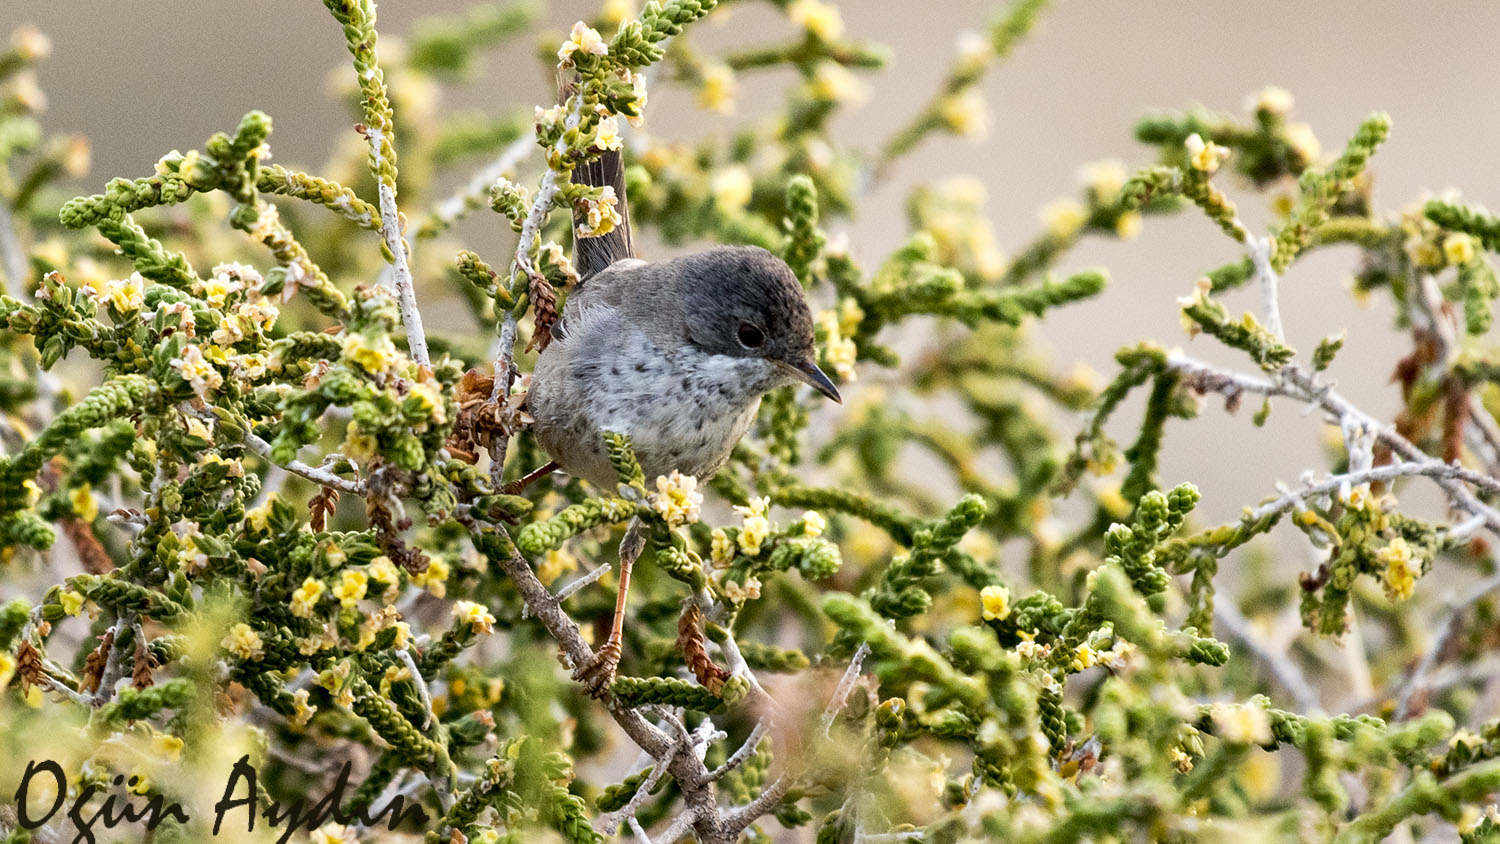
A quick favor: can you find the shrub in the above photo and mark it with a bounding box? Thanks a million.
[3,2,1500,842]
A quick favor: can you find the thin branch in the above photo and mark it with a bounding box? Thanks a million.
[239,429,367,495]
[1247,235,1285,341]
[375,177,430,368]
[396,647,435,729]
[91,613,135,705]
[424,133,534,237]
[821,642,871,734]
[1213,599,1320,712]
[554,561,613,603]
[704,718,769,783]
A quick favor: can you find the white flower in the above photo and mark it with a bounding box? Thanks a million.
[593,115,623,152]
[1184,133,1230,174]
[557,21,608,63]
[1246,85,1294,117]
[1040,198,1087,239]
[649,471,703,527]
[86,272,145,314]
[626,71,649,128]
[453,600,497,635]
[734,496,772,555]
[577,186,622,238]
[221,623,265,661]
[788,0,844,41]
[170,344,224,397]
[710,165,754,212]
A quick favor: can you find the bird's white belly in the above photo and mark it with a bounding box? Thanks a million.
[529,319,776,488]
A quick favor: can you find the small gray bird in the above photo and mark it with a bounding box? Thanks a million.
[522,145,841,693]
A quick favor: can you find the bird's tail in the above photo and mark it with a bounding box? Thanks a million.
[562,77,635,281]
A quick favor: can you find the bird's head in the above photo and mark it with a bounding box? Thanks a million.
[675,246,842,403]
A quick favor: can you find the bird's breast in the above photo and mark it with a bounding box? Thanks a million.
[528,317,779,487]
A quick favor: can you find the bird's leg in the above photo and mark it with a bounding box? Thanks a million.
[501,460,559,496]
[573,517,645,698]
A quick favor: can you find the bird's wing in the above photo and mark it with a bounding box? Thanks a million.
[550,258,646,345]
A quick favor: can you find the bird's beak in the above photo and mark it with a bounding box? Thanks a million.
[783,357,842,403]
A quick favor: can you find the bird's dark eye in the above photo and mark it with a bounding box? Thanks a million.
[737,323,765,349]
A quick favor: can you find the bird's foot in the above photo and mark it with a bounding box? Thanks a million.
[572,638,622,699]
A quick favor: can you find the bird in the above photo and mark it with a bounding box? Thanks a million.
[520,132,841,695]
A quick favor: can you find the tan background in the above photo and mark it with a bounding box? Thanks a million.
[7,0,1500,531]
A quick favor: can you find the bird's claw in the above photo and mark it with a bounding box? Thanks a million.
[573,639,622,699]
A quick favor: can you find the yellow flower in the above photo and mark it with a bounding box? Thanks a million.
[309,822,355,844]
[938,89,989,140]
[800,510,826,538]
[650,470,703,527]
[1114,210,1142,240]
[453,600,497,635]
[722,576,763,602]
[291,578,325,618]
[1040,198,1087,239]
[710,529,736,568]
[810,62,866,104]
[625,71,649,128]
[175,536,208,574]
[342,332,398,375]
[1445,232,1476,266]
[816,310,857,381]
[577,186,622,238]
[367,555,401,589]
[344,421,377,464]
[698,64,736,114]
[1184,133,1230,174]
[13,25,51,61]
[221,623,265,661]
[1070,644,1097,671]
[332,569,368,608]
[245,493,277,533]
[1077,159,1128,202]
[538,546,578,586]
[1284,122,1321,164]
[86,272,145,314]
[59,588,86,617]
[170,344,224,398]
[290,688,317,729]
[710,165,754,213]
[197,267,245,308]
[413,557,451,598]
[734,496,772,556]
[1379,536,1420,601]
[240,300,279,332]
[979,585,1010,621]
[557,21,608,63]
[67,484,98,523]
[408,380,447,425]
[152,733,184,762]
[787,0,844,41]
[246,203,281,241]
[593,115,623,152]
[954,30,992,70]
[1209,702,1271,745]
[602,0,636,24]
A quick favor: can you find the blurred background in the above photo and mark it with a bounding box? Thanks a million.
[6,0,1500,532]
